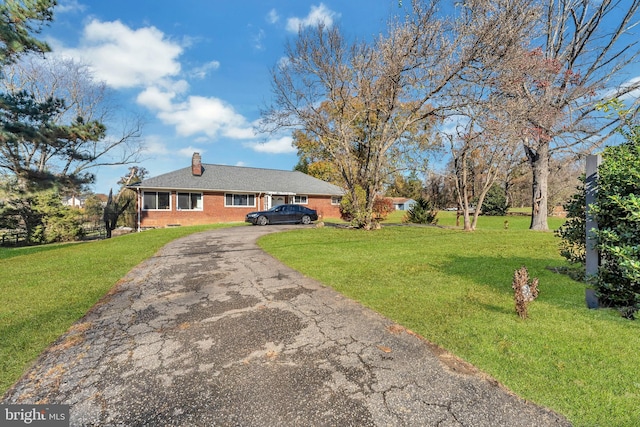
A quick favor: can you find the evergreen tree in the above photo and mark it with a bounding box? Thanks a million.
[0,1,110,244]
[0,91,106,189]
[0,0,55,65]
[403,197,438,225]
[481,183,509,216]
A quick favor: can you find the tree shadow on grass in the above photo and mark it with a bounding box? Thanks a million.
[476,302,514,316]
[438,254,586,310]
[0,241,85,261]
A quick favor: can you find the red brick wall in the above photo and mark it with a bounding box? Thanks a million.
[138,191,342,228]
[305,196,341,220]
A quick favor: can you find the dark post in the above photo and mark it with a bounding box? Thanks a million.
[585,154,601,308]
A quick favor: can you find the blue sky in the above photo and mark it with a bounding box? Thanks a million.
[40,1,401,194]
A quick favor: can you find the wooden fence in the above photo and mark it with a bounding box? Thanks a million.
[0,231,28,246]
[0,224,107,247]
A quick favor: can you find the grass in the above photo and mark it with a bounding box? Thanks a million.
[0,223,240,394]
[2,212,636,425]
[258,212,640,427]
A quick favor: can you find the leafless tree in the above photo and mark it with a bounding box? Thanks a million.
[0,54,145,191]
[491,0,640,230]
[447,122,523,230]
[261,7,444,228]
[261,0,539,229]
[438,0,541,230]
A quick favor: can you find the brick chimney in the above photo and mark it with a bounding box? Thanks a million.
[192,152,203,176]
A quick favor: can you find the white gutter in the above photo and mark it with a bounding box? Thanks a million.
[136,187,141,232]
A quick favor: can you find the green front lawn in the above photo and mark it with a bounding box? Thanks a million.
[258,214,640,427]
[0,223,238,394]
[3,213,637,426]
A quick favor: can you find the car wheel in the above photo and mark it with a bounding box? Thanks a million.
[257,216,268,226]
[301,215,311,225]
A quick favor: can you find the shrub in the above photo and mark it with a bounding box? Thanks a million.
[403,197,438,225]
[555,177,586,265]
[557,126,640,318]
[339,187,393,227]
[512,266,539,319]
[339,185,366,225]
[116,188,137,228]
[33,190,84,243]
[372,197,394,222]
[83,194,105,226]
[481,183,509,216]
[0,187,83,244]
[592,138,640,317]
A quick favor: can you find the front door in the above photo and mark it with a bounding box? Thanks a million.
[272,196,286,207]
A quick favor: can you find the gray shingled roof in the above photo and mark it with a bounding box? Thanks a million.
[132,164,345,196]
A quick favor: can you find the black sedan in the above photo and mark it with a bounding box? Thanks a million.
[245,204,318,226]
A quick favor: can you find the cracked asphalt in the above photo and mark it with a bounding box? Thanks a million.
[2,225,571,426]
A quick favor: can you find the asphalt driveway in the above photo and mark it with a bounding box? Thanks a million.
[2,225,571,426]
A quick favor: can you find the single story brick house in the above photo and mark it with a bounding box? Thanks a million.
[129,153,345,228]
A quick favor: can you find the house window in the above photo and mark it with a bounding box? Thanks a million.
[143,191,170,210]
[331,196,342,205]
[177,192,203,210]
[292,195,308,204]
[225,193,256,207]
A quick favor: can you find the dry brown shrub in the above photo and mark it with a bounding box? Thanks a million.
[512,266,539,319]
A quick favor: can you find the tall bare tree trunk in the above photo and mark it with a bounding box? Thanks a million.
[525,143,549,231]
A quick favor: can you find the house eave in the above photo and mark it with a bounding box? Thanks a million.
[128,184,343,196]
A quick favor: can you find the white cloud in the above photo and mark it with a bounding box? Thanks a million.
[253,29,266,50]
[440,114,470,137]
[178,146,205,157]
[246,136,295,154]
[54,19,183,89]
[277,56,290,69]
[267,9,279,24]
[156,95,254,139]
[190,60,221,79]
[137,86,176,111]
[52,19,265,148]
[55,0,86,14]
[277,56,291,68]
[136,79,189,111]
[141,136,170,155]
[224,126,256,139]
[286,4,339,33]
[137,83,257,141]
[611,76,640,102]
[165,79,190,93]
